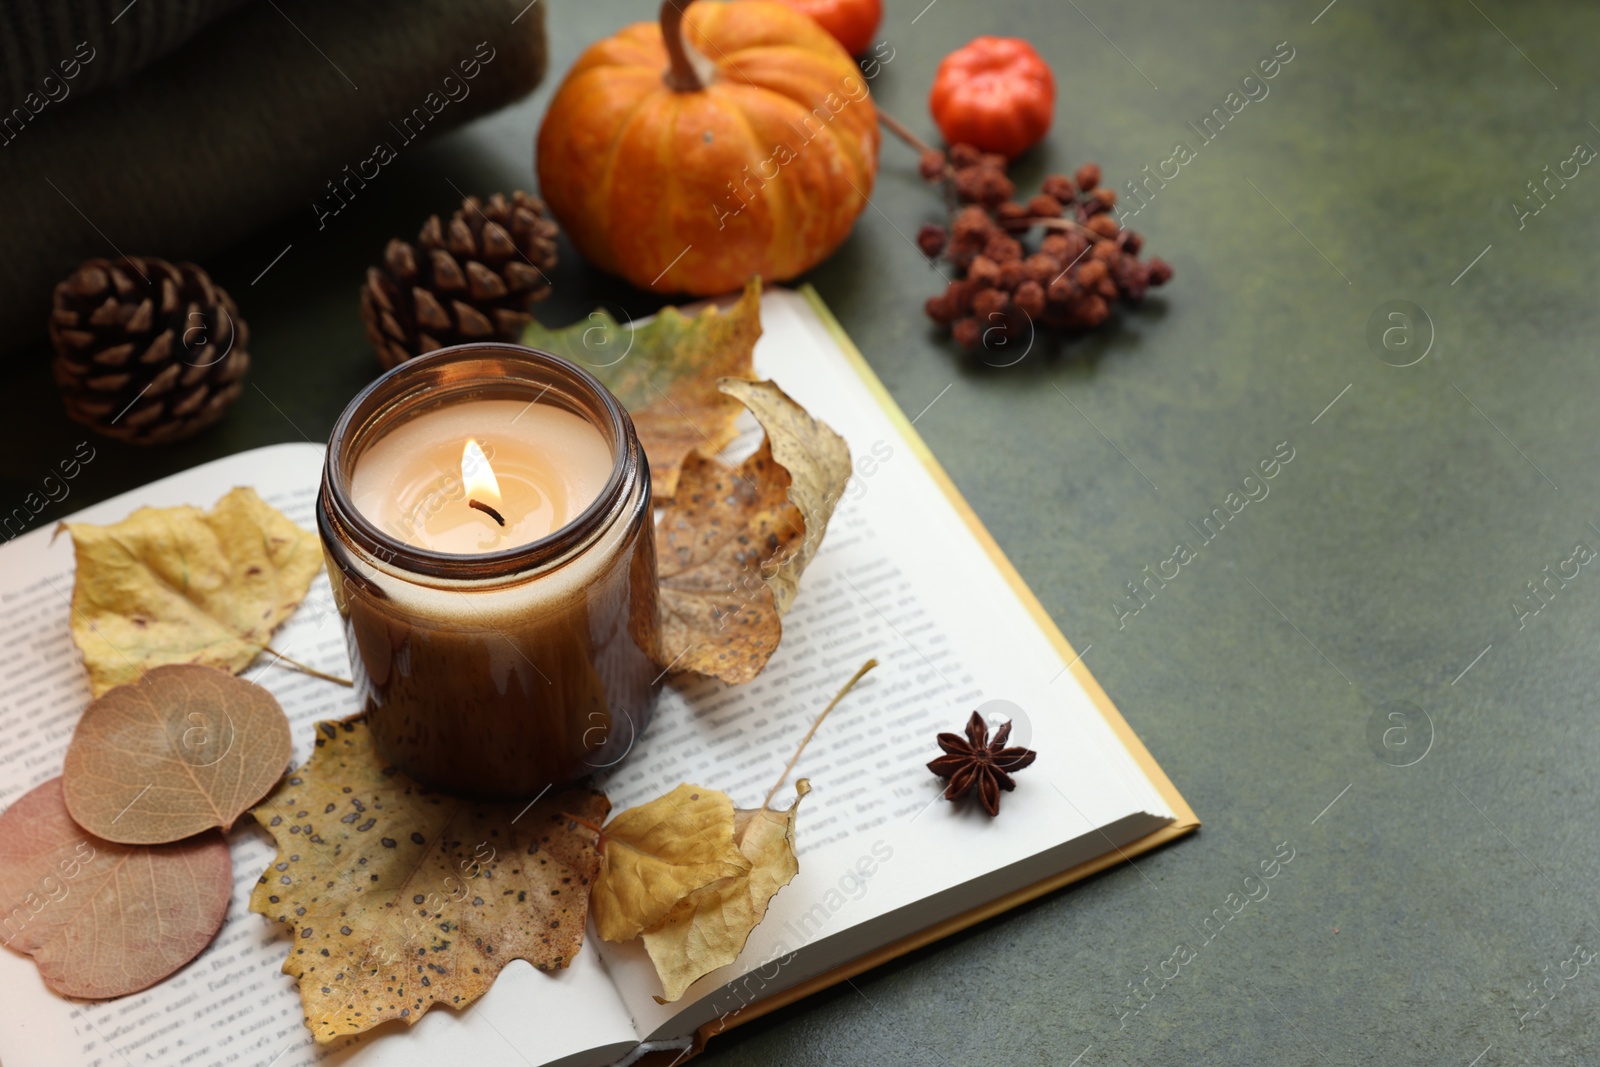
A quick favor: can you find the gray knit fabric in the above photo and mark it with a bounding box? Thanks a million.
[0,0,252,103]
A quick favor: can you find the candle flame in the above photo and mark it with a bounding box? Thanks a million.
[461,439,501,504]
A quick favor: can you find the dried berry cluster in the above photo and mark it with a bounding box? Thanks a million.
[916,145,1171,352]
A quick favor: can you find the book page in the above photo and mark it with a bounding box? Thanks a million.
[595,291,1176,1038]
[0,444,638,1067]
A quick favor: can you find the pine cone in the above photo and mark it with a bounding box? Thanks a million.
[361,191,559,369]
[49,257,249,445]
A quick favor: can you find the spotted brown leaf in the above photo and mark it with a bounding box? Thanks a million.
[650,379,850,683]
[248,718,609,1043]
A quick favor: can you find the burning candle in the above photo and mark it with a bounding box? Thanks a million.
[347,400,614,555]
[319,344,661,797]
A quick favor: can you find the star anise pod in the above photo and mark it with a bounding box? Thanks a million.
[927,711,1037,817]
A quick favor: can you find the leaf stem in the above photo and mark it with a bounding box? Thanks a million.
[761,658,878,810]
[259,646,354,688]
[563,811,607,838]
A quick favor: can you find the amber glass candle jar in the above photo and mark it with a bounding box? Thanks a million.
[318,343,660,797]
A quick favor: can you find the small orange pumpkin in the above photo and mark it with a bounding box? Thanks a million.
[764,0,883,56]
[536,0,879,296]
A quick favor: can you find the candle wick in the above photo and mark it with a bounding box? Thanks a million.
[469,499,506,527]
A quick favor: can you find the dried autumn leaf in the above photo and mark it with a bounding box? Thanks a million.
[63,664,292,845]
[0,777,231,999]
[64,486,323,696]
[643,780,810,1003]
[652,443,795,683]
[590,783,751,943]
[718,378,852,614]
[653,379,851,683]
[590,661,874,1003]
[248,718,609,1043]
[523,277,761,501]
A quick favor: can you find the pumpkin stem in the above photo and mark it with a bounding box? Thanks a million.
[660,0,707,92]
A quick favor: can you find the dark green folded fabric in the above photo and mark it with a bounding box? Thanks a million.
[0,0,251,103]
[0,0,547,356]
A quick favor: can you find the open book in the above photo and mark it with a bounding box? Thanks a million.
[0,287,1196,1067]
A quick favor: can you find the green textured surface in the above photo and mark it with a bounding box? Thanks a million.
[4,1,1599,1063]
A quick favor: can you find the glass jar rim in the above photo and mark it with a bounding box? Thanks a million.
[321,342,641,580]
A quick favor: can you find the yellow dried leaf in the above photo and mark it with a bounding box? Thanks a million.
[523,278,762,501]
[589,661,874,1003]
[643,781,810,1003]
[651,379,851,684]
[248,718,609,1043]
[64,486,323,695]
[590,783,751,943]
[62,664,293,844]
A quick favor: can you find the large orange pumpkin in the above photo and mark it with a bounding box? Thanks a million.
[536,0,879,295]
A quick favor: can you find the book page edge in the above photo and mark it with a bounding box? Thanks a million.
[662,814,1195,1064]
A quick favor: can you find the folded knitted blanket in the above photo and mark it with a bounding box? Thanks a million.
[0,0,547,355]
[0,0,251,103]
